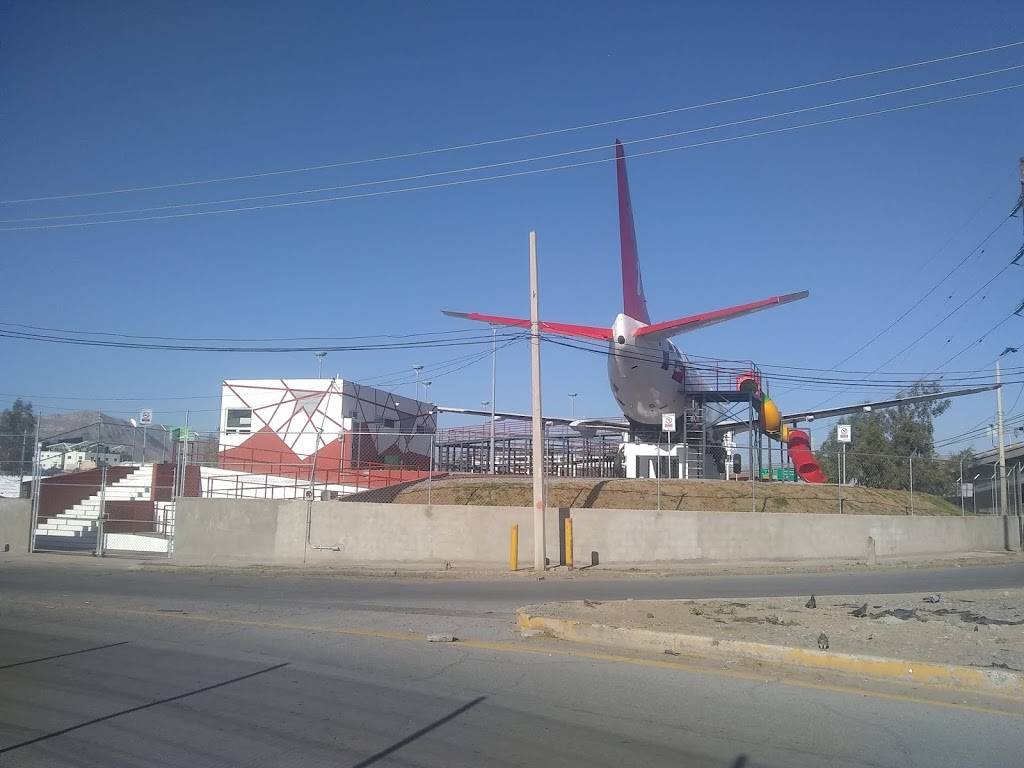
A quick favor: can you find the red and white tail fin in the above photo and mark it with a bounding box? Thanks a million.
[441,311,611,340]
[616,140,651,324]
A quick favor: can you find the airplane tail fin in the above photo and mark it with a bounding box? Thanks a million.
[616,140,651,324]
[441,310,611,340]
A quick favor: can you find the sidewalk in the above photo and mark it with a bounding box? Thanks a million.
[518,588,1024,697]
[5,549,1022,579]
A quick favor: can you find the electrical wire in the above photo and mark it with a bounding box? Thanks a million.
[0,327,527,352]
[4,81,1022,232]
[8,63,1024,225]
[6,39,1021,205]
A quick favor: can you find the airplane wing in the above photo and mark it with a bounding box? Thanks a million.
[441,311,611,341]
[710,384,997,435]
[435,406,628,434]
[634,291,809,343]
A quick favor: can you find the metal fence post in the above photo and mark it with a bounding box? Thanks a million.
[909,452,915,516]
[427,430,435,506]
[28,416,41,554]
[95,465,107,557]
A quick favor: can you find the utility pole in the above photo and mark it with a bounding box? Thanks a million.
[529,231,546,571]
[489,325,497,474]
[996,359,1009,515]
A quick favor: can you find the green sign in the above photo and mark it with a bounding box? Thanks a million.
[760,467,797,481]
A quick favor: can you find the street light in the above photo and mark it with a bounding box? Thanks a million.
[568,392,578,419]
[423,381,432,401]
[314,351,327,378]
[413,365,424,399]
[973,473,981,515]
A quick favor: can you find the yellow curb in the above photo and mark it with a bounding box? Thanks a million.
[517,608,1024,698]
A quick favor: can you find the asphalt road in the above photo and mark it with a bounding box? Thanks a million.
[2,558,1023,767]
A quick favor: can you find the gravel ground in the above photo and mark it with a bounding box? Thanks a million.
[540,588,1024,672]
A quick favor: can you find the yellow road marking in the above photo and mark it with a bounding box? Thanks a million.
[25,601,1024,719]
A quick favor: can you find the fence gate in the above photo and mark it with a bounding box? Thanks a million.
[31,464,174,558]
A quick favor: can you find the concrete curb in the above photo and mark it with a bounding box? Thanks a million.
[516,608,1024,698]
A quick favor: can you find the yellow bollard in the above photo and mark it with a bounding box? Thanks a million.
[509,524,519,572]
[564,517,573,569]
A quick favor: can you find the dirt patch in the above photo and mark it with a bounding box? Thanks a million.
[537,589,1024,671]
[394,476,961,515]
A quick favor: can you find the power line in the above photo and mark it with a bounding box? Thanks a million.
[6,39,1022,205]
[0,321,501,343]
[0,327,527,353]
[9,63,1024,225]
[4,81,1023,232]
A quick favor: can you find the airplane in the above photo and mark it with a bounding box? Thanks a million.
[440,140,995,482]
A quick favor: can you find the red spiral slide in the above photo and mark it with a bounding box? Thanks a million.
[786,429,827,484]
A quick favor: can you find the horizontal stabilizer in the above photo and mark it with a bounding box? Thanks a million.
[442,310,611,340]
[635,291,809,341]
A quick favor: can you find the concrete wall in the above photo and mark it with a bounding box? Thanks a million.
[0,499,32,557]
[172,498,1021,566]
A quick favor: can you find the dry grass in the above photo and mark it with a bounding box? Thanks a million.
[394,476,961,515]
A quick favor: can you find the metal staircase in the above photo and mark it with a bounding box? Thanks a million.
[680,405,707,480]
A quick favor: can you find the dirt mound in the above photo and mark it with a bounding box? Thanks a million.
[394,476,960,515]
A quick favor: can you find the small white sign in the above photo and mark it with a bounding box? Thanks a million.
[139,409,154,426]
[661,413,676,433]
[960,482,974,499]
[836,424,852,443]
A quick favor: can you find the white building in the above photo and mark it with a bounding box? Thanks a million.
[218,379,435,486]
[39,442,125,472]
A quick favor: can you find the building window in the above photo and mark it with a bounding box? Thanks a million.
[226,408,252,434]
[382,418,396,428]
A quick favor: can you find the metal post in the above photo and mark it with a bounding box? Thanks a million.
[427,430,435,505]
[568,393,577,419]
[28,415,41,553]
[490,326,497,474]
[656,429,662,511]
[19,432,28,477]
[1011,462,1019,518]
[181,410,190,497]
[748,394,755,514]
[959,460,965,516]
[142,425,147,464]
[995,360,1009,515]
[909,452,914,516]
[529,231,547,571]
[564,517,573,569]
[95,465,107,557]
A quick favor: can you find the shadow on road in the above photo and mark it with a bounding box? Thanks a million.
[350,695,487,767]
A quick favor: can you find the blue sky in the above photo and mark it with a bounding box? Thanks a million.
[2,1,1023,452]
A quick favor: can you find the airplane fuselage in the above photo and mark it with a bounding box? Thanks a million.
[607,313,728,428]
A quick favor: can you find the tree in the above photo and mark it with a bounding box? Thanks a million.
[0,399,37,476]
[816,381,960,495]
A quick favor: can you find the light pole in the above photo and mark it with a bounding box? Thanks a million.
[413,365,424,399]
[314,351,327,378]
[568,392,578,419]
[423,380,432,402]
